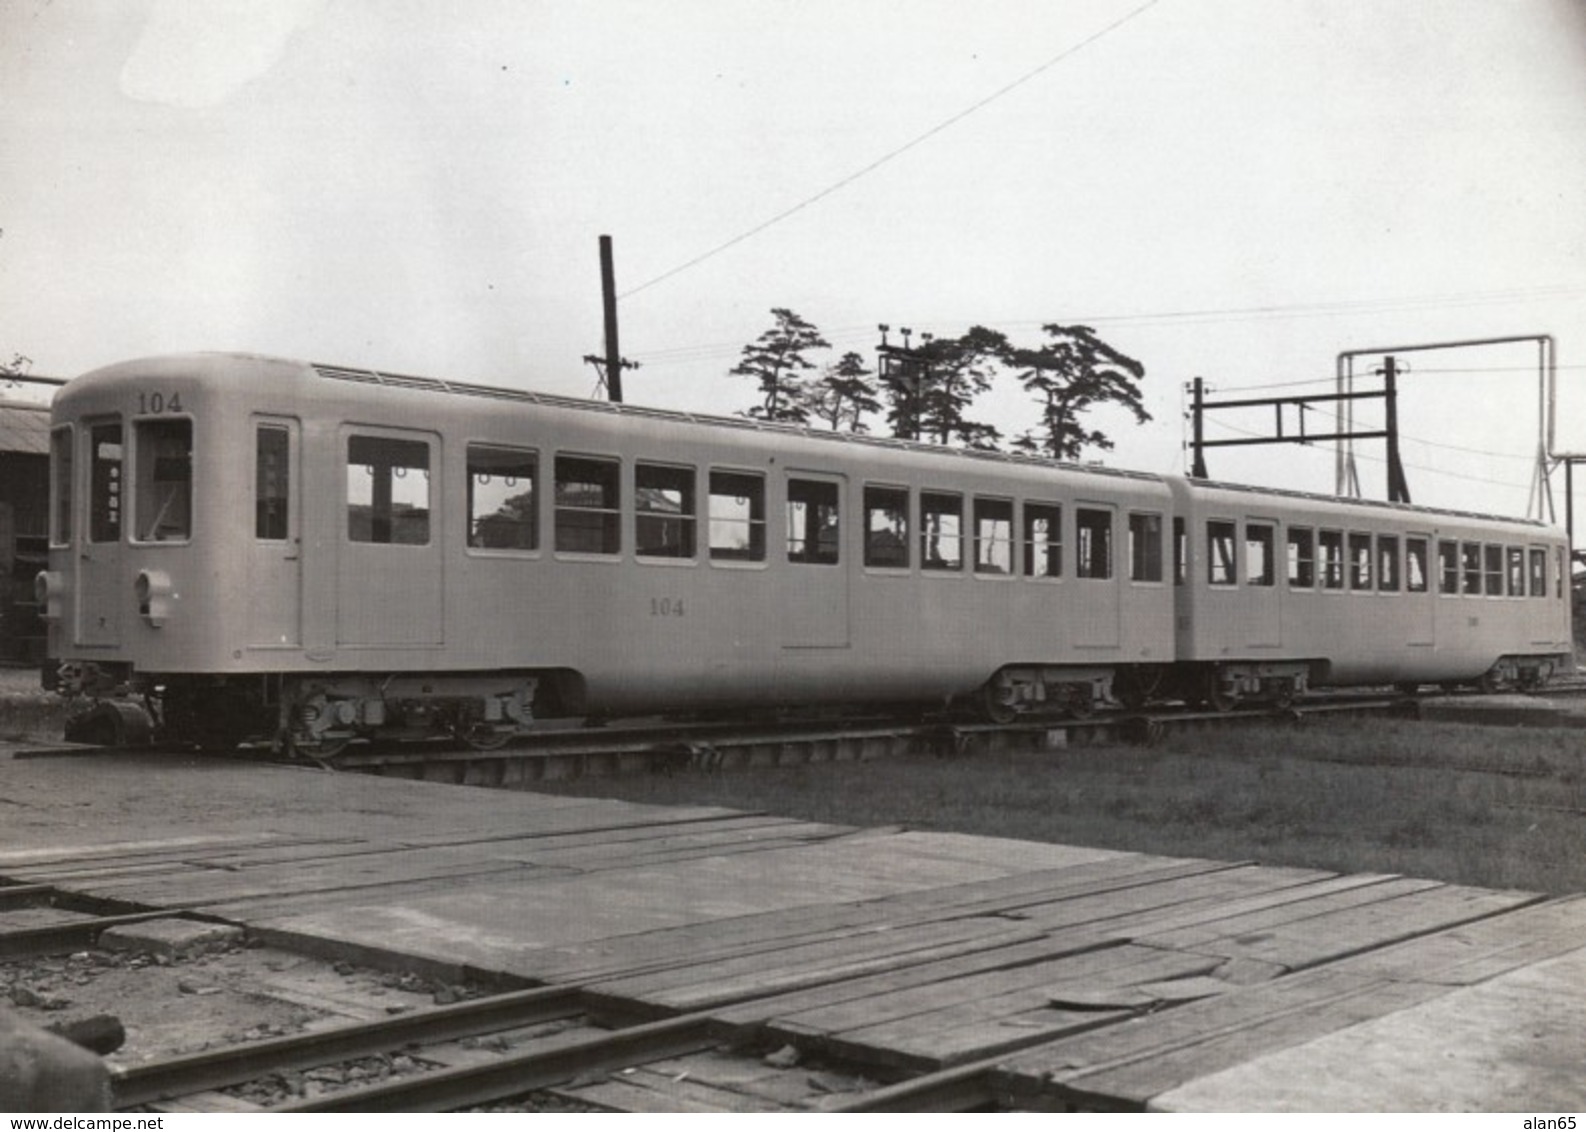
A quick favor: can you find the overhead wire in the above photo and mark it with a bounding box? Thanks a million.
[618,0,1167,300]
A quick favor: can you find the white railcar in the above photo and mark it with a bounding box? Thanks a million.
[1170,479,1574,707]
[37,353,1179,751]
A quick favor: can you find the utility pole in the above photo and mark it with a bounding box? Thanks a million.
[583,235,638,402]
[1381,356,1410,504]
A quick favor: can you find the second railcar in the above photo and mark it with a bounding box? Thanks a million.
[1170,478,1573,707]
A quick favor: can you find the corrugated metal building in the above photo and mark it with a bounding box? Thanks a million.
[1,398,51,663]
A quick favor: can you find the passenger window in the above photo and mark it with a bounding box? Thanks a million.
[1348,533,1372,590]
[1506,547,1525,596]
[1529,548,1547,597]
[1287,527,1315,588]
[1076,508,1112,579]
[89,422,123,544]
[1461,543,1482,595]
[1377,535,1400,592]
[1024,502,1062,578]
[1406,537,1429,593]
[1438,540,1460,594]
[50,427,73,546]
[863,485,908,568]
[1320,530,1345,590]
[1129,512,1163,582]
[256,426,291,541]
[348,435,430,545]
[553,454,619,554]
[467,445,537,551]
[1207,520,1237,586]
[1246,523,1275,587]
[635,462,696,559]
[788,479,840,565]
[973,497,1013,574]
[920,492,964,571]
[1483,544,1503,595]
[709,471,765,562]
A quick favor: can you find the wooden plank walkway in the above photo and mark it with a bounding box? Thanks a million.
[1,750,1581,1110]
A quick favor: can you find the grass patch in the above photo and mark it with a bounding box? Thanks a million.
[530,717,1586,895]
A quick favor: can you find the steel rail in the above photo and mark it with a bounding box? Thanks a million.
[0,909,192,961]
[270,1011,721,1113]
[826,1062,1001,1113]
[114,984,586,1109]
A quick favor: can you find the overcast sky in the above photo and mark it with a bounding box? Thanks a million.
[4,0,1586,520]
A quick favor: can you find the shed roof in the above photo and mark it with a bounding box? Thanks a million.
[0,400,50,456]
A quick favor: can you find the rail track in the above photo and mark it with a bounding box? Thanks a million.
[107,978,985,1112]
[14,689,1435,785]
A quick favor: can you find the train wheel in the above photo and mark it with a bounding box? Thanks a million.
[1203,671,1237,713]
[288,734,350,762]
[1115,668,1163,711]
[457,725,512,752]
[980,679,1019,725]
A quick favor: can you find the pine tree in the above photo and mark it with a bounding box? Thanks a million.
[729,308,829,424]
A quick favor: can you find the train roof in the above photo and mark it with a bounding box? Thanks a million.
[1181,475,1554,531]
[308,358,1169,486]
[62,353,1560,533]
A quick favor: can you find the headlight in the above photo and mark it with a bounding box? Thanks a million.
[135,569,175,628]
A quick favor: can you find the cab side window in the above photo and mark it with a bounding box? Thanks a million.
[89,422,123,544]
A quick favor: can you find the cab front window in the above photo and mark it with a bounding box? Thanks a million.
[133,418,193,542]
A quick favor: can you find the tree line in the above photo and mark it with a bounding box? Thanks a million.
[728,308,1150,462]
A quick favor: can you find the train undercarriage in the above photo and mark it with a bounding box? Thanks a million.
[45,651,1570,755]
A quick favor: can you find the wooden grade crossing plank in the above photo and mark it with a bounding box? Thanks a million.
[572,863,1346,1026]
[383,807,805,850]
[775,942,1228,1071]
[717,867,1357,1036]
[701,869,1383,1034]
[26,817,856,914]
[1149,943,1586,1112]
[582,918,1052,1016]
[996,967,1447,1110]
[0,834,359,876]
[516,854,1235,987]
[1138,882,1543,972]
[1325,893,1586,985]
[484,822,861,872]
[54,848,557,909]
[991,890,1560,1110]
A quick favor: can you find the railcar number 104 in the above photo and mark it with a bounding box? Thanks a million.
[136,391,185,414]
